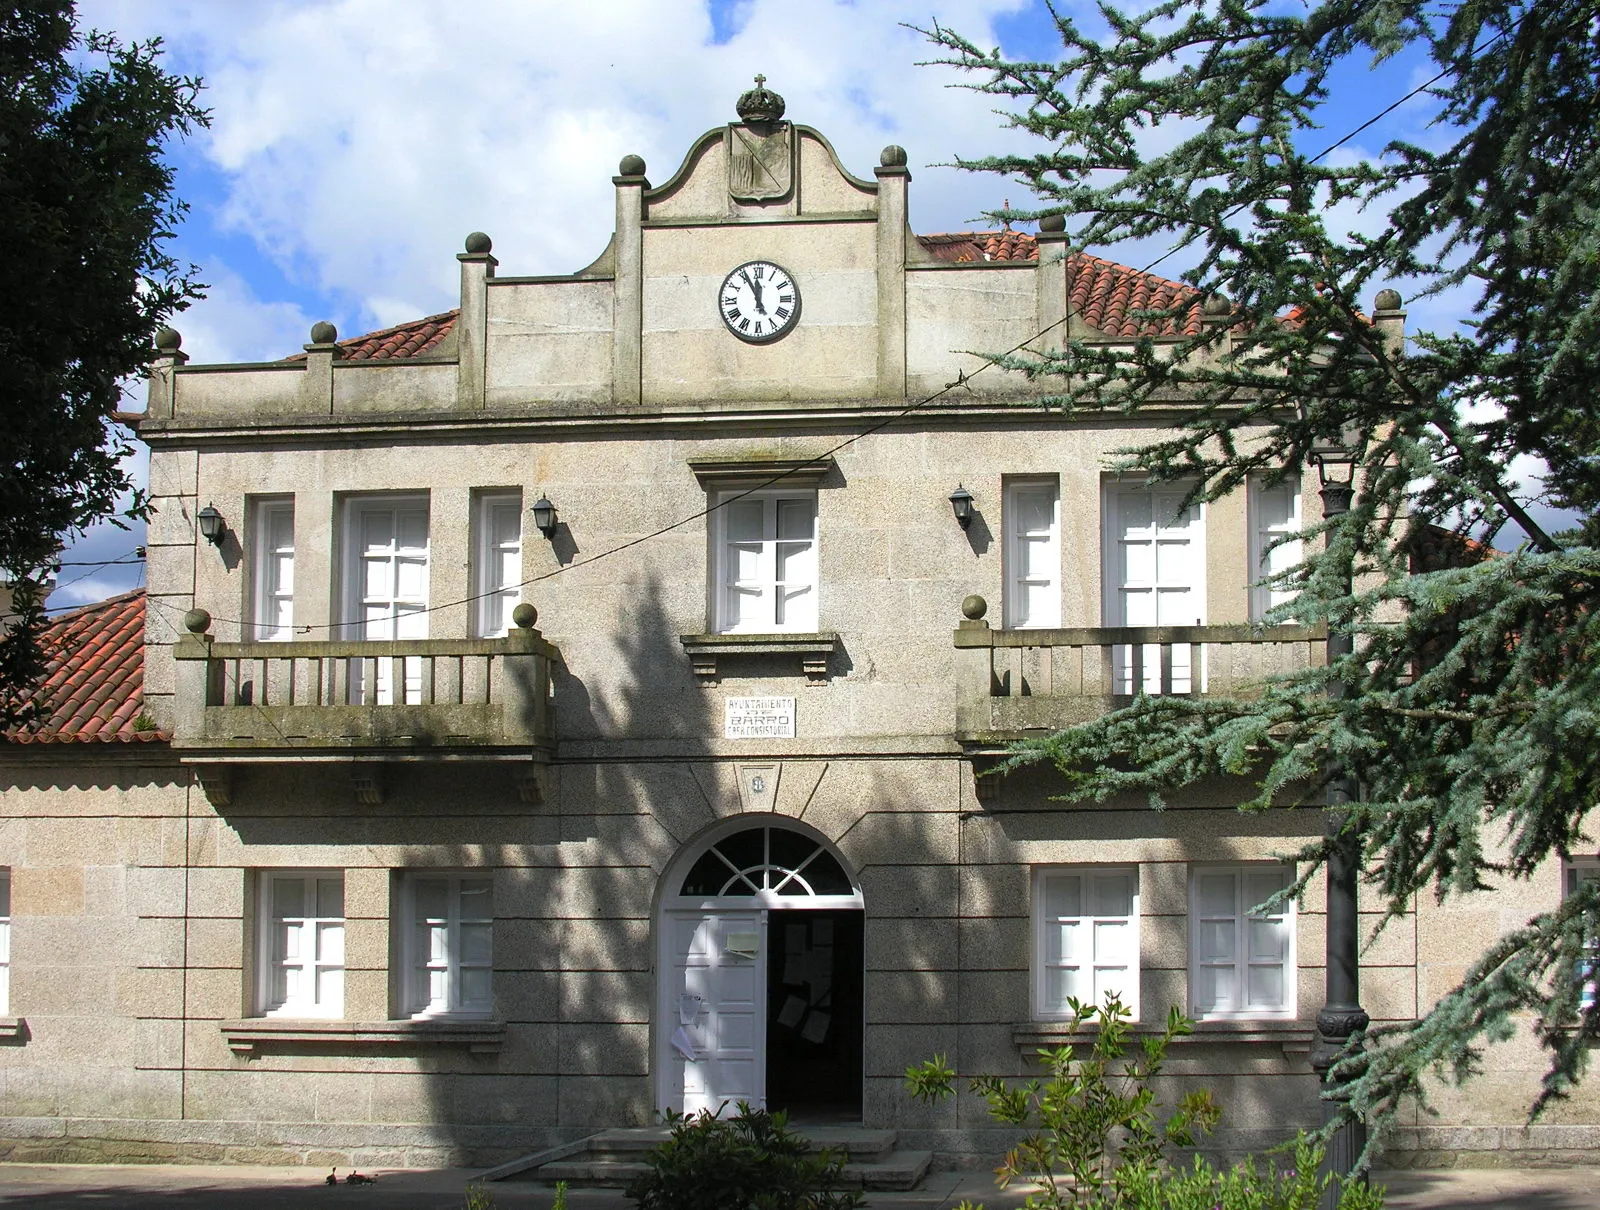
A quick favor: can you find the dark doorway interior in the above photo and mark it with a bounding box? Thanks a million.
[765,910,864,1120]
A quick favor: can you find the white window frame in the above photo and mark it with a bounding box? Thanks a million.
[1566,859,1600,1010]
[1033,866,1140,1020]
[1102,478,1207,694]
[0,868,10,1016]
[1247,473,1303,622]
[1004,477,1061,629]
[709,488,819,634]
[1188,863,1297,1021]
[256,871,344,1019]
[473,491,523,638]
[401,872,495,1020]
[249,498,296,641]
[340,494,430,704]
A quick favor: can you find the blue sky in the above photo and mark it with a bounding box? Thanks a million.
[51,0,1465,608]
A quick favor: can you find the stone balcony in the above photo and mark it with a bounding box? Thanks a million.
[952,595,1325,744]
[169,605,558,807]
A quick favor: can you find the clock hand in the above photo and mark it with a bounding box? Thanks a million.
[741,269,767,315]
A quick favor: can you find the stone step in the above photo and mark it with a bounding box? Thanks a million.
[538,1158,650,1187]
[582,1124,898,1163]
[842,1149,935,1192]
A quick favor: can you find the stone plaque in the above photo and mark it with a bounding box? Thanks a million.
[725,696,796,739]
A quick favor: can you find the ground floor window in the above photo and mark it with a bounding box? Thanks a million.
[1034,866,1139,1019]
[1567,860,1600,1009]
[1189,864,1295,1019]
[258,871,344,1018]
[403,872,493,1018]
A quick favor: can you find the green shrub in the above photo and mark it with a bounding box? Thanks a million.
[624,1101,865,1210]
[905,997,1383,1210]
[906,996,1218,1208]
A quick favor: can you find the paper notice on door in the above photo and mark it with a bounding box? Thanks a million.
[671,1026,699,1060]
[726,931,760,958]
[801,1011,831,1044]
[777,995,807,1029]
[679,994,703,1025]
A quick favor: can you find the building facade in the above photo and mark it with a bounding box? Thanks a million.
[2,86,1597,1171]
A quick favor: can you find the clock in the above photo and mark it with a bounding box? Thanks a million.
[718,260,800,343]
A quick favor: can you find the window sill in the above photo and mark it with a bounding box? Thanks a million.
[679,632,838,684]
[1014,1018,1315,1057]
[221,1018,504,1058]
[0,1017,28,1045]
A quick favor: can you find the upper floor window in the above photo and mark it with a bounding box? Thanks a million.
[342,494,429,703]
[1568,860,1600,1009]
[473,491,523,638]
[1189,864,1295,1020]
[1248,473,1303,621]
[250,498,295,641]
[1103,480,1205,694]
[1004,478,1061,629]
[403,872,494,1019]
[1034,866,1139,1020]
[257,872,344,1019]
[711,490,818,634]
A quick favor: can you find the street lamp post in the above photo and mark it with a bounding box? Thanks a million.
[1308,440,1369,1203]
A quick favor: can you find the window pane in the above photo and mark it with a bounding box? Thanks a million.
[279,919,303,962]
[317,966,343,1009]
[726,500,764,542]
[1093,920,1130,964]
[1248,917,1286,963]
[1052,921,1082,964]
[318,922,344,965]
[461,967,492,1008]
[1247,963,1284,1009]
[271,877,305,920]
[1195,964,1231,1012]
[1090,873,1132,918]
[1045,966,1081,1008]
[460,923,493,966]
[1043,874,1082,920]
[398,508,428,551]
[315,877,343,918]
[414,879,449,919]
[1094,966,1131,1006]
[1245,868,1289,914]
[776,497,813,541]
[1198,920,1235,963]
[459,879,493,918]
[1197,873,1236,917]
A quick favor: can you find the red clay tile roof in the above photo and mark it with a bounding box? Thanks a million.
[3,589,163,744]
[917,233,1202,337]
[286,309,458,363]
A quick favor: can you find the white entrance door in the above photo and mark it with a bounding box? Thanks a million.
[665,909,765,1115]
[1105,482,1205,693]
[346,498,429,704]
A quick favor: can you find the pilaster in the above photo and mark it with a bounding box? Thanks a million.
[874,147,910,399]
[457,232,498,409]
[612,156,648,409]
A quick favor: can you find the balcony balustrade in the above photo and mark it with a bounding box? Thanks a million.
[169,605,557,804]
[953,594,1324,740]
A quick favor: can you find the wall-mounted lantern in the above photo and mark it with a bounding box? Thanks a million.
[948,485,975,529]
[530,495,559,539]
[196,504,228,547]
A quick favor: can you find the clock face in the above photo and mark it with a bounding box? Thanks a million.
[719,260,800,343]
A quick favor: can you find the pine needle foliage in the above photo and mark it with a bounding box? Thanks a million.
[918,0,1600,1152]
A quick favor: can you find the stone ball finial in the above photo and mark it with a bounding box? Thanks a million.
[736,74,786,124]
[1203,294,1232,317]
[154,326,182,351]
[183,608,212,634]
[880,145,907,167]
[511,603,539,630]
[618,154,646,178]
[1374,288,1402,312]
[309,321,338,345]
[1039,213,1066,233]
[464,231,493,254]
[961,594,989,621]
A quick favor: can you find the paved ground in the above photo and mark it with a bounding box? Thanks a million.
[0,1163,1597,1208]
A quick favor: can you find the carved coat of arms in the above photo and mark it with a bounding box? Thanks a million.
[728,122,793,202]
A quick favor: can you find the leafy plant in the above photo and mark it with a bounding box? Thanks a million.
[462,1181,496,1210]
[552,1179,568,1210]
[1116,1135,1384,1210]
[905,996,1219,1208]
[625,1101,864,1210]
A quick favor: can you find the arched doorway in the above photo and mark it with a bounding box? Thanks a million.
[657,819,865,1120]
